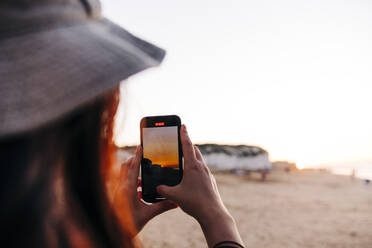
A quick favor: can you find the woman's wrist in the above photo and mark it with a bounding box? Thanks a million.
[196,205,243,248]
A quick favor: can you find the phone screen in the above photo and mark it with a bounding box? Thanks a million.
[142,126,181,198]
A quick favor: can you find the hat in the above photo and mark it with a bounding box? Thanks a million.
[0,0,165,139]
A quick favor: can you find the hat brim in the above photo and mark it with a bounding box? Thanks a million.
[0,18,165,139]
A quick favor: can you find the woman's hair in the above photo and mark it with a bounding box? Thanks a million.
[0,87,135,248]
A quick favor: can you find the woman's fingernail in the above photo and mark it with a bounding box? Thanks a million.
[183,124,187,132]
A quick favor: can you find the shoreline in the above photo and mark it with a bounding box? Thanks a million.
[298,166,372,181]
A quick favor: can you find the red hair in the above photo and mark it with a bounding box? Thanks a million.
[0,86,138,247]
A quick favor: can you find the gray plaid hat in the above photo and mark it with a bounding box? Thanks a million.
[0,0,165,139]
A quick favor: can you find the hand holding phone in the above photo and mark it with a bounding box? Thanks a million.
[117,116,242,245]
[156,125,244,248]
[114,146,177,235]
[156,124,226,221]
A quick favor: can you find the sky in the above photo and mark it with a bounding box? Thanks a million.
[143,127,179,167]
[102,0,372,169]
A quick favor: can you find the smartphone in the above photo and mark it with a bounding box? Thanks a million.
[140,115,183,203]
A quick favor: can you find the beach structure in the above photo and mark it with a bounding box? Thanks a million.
[271,161,297,172]
[196,144,271,180]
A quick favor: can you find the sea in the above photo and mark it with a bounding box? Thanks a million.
[322,163,372,180]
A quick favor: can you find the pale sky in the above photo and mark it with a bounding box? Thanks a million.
[103,0,372,168]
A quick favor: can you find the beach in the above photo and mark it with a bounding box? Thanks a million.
[139,170,372,248]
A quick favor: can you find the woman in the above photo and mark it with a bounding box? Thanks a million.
[0,0,244,247]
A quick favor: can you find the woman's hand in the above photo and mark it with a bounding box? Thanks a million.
[156,125,226,221]
[156,125,244,248]
[114,146,177,236]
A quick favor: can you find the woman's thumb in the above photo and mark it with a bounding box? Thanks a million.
[156,185,178,200]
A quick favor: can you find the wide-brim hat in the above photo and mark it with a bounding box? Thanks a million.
[0,0,165,139]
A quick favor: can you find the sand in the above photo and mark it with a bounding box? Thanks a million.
[139,170,372,248]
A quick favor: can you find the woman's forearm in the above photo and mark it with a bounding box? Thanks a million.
[197,207,244,248]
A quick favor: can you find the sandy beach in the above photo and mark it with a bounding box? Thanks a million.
[139,170,372,248]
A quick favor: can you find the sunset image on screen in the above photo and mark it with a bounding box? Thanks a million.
[143,126,179,168]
